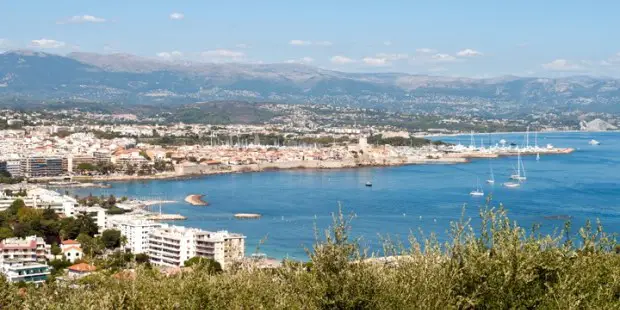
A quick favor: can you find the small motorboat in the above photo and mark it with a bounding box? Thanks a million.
[470,190,484,196]
[504,182,521,188]
[365,181,372,187]
[589,139,600,145]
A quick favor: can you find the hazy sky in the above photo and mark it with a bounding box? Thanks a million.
[1,0,619,77]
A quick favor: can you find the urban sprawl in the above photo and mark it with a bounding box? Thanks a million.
[0,110,576,285]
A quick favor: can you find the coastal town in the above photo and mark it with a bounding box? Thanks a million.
[0,109,579,285]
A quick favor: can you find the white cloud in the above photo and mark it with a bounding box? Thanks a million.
[59,15,106,24]
[169,12,185,20]
[361,53,408,66]
[235,43,250,49]
[289,40,332,46]
[542,59,583,71]
[456,48,483,57]
[416,48,435,53]
[330,55,355,65]
[0,38,8,48]
[200,49,245,62]
[31,39,66,49]
[285,57,314,64]
[156,51,183,59]
[375,53,408,61]
[289,40,312,46]
[383,41,392,46]
[363,57,389,66]
[431,53,457,62]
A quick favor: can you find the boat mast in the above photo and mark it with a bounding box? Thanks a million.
[526,126,530,148]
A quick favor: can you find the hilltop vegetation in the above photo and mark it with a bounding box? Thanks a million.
[1,205,618,309]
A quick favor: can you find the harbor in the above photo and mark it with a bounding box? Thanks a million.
[65,131,616,259]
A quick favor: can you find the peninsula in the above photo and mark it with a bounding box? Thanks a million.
[185,194,209,206]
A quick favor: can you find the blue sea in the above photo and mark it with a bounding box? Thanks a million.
[70,132,620,260]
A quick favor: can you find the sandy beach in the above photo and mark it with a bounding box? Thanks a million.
[185,194,209,206]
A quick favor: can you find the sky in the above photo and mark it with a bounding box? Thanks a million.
[1,0,620,78]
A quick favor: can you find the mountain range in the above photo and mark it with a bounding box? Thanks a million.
[1,50,620,114]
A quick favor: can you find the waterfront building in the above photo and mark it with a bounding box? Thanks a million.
[5,159,22,177]
[93,150,112,164]
[111,149,149,169]
[107,217,162,254]
[147,224,245,269]
[6,119,24,127]
[0,188,78,216]
[67,154,96,173]
[1,261,50,284]
[21,155,64,177]
[0,236,50,264]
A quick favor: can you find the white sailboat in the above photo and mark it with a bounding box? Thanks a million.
[536,153,540,161]
[470,178,484,196]
[510,150,527,181]
[486,161,495,184]
[503,181,521,188]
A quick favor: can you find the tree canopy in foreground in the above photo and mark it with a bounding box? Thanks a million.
[0,205,619,309]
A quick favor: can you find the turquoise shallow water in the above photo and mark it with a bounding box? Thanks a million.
[72,132,620,260]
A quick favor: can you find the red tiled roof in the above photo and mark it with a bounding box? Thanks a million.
[0,240,37,250]
[62,239,80,245]
[68,263,96,272]
[62,246,83,252]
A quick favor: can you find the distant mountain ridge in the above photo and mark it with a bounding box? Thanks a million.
[1,50,620,114]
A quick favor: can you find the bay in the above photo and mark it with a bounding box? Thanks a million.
[71,131,620,259]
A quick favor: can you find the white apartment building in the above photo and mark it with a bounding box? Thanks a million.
[0,235,50,264]
[74,206,107,233]
[107,217,162,254]
[1,262,50,284]
[148,225,245,269]
[0,188,77,216]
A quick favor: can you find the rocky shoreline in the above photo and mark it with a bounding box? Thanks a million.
[68,148,573,184]
[184,194,209,206]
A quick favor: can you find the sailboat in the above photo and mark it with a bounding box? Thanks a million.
[536,153,540,161]
[470,178,484,196]
[486,161,495,184]
[503,181,521,188]
[510,150,527,181]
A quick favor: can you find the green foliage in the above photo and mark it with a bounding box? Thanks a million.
[7,199,26,216]
[77,233,105,257]
[366,134,448,147]
[1,206,620,309]
[76,163,97,171]
[105,206,129,215]
[60,215,99,240]
[49,258,72,276]
[135,253,150,264]
[51,243,62,255]
[184,257,223,274]
[139,150,151,161]
[96,251,134,271]
[101,229,122,249]
[0,227,14,240]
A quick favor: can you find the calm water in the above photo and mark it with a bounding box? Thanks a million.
[71,132,620,259]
